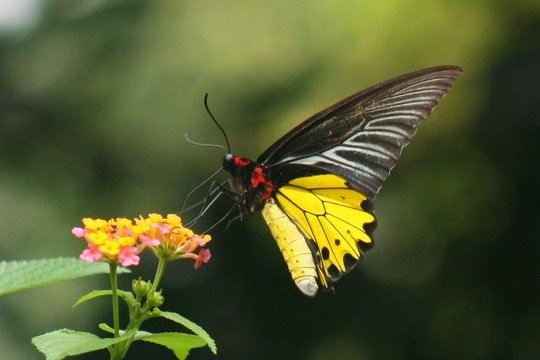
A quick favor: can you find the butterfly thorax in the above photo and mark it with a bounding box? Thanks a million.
[223,154,274,213]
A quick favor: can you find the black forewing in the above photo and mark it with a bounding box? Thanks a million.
[258,65,462,199]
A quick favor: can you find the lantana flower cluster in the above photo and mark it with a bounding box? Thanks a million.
[72,214,211,268]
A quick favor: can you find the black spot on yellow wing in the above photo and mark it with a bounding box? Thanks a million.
[275,174,377,289]
[360,198,374,212]
[343,253,357,271]
[327,264,340,281]
[321,247,330,260]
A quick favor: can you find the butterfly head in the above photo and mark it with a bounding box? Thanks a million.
[222,153,234,172]
[222,153,252,172]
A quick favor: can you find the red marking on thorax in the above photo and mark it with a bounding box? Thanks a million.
[261,182,274,201]
[234,156,251,167]
[251,166,274,201]
[251,167,266,187]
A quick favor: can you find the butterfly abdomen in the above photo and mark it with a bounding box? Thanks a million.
[261,199,319,297]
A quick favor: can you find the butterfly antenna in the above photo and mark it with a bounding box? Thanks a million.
[204,93,231,153]
[184,133,226,150]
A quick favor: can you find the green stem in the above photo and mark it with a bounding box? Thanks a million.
[117,258,168,359]
[109,262,121,360]
[152,257,168,290]
[109,262,120,337]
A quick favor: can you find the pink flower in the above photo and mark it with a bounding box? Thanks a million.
[80,243,103,262]
[72,227,86,238]
[191,236,207,247]
[194,248,212,269]
[118,247,140,267]
[74,214,212,268]
[152,222,171,234]
[139,234,161,247]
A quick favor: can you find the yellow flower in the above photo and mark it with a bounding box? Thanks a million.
[82,218,109,231]
[99,241,120,257]
[75,217,140,266]
[74,214,212,268]
[165,214,182,227]
[86,231,110,246]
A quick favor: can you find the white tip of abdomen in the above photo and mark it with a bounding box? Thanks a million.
[295,278,318,297]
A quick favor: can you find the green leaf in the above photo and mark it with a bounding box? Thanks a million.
[140,332,208,360]
[98,323,115,334]
[73,290,112,307]
[32,328,136,360]
[0,257,130,296]
[157,311,217,354]
[73,289,133,307]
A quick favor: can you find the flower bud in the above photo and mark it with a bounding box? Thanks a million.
[147,290,164,308]
[132,278,152,297]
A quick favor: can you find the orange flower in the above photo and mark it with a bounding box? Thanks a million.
[74,214,212,268]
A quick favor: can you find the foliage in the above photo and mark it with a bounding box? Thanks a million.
[0,215,215,359]
[0,258,128,296]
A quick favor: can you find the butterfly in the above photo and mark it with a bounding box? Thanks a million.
[210,66,462,296]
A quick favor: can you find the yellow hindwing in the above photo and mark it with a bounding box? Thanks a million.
[274,173,376,288]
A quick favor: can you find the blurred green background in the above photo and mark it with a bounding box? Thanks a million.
[1,1,539,359]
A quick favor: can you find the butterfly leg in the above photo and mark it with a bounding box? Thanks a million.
[184,182,227,227]
[185,178,245,228]
[181,166,224,213]
[182,179,228,217]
